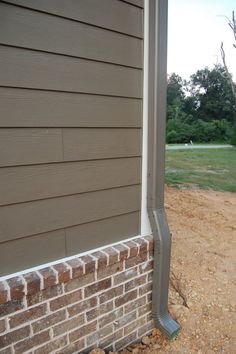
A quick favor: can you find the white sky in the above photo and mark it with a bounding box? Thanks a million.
[168,0,236,80]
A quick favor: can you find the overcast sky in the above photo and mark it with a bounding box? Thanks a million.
[168,0,236,80]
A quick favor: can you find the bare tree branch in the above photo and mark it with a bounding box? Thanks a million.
[228,10,236,44]
[220,11,236,100]
[220,42,236,99]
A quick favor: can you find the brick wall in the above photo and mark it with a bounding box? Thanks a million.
[0,236,154,354]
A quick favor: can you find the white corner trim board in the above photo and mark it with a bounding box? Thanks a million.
[141,0,152,236]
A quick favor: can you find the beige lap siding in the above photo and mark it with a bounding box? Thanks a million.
[0,0,143,276]
[0,236,154,354]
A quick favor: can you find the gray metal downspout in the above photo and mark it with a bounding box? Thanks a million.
[147,0,181,339]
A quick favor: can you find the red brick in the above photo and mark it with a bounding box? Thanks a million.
[91,251,107,269]
[27,284,63,307]
[68,296,97,318]
[125,253,147,269]
[0,283,8,305]
[53,314,84,337]
[7,277,25,301]
[66,259,83,278]
[53,263,71,283]
[138,303,152,317]
[147,292,152,303]
[86,301,113,322]
[148,271,153,282]
[32,309,66,333]
[34,335,67,354]
[0,346,12,354]
[135,238,148,254]
[98,307,123,328]
[97,262,123,280]
[99,329,123,349]
[124,296,146,314]
[69,321,97,342]
[0,326,30,348]
[99,285,123,304]
[113,267,138,285]
[39,267,57,288]
[99,325,113,340]
[139,260,154,274]
[87,325,111,346]
[14,330,50,354]
[85,278,111,298]
[137,321,154,337]
[103,247,119,265]
[146,312,153,322]
[115,290,137,308]
[115,331,137,351]
[113,311,136,330]
[0,321,5,334]
[143,235,154,252]
[124,316,146,335]
[125,274,147,292]
[24,272,41,296]
[124,241,139,258]
[64,273,95,293]
[0,300,24,318]
[80,255,95,274]
[50,289,82,312]
[113,244,129,261]
[86,333,97,347]
[55,339,85,354]
[139,282,152,296]
[9,303,47,329]
[149,249,154,257]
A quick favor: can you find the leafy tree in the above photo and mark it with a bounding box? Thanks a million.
[167,73,185,105]
[166,66,234,144]
[189,65,236,125]
[167,73,186,121]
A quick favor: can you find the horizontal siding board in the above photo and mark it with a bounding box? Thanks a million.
[0,129,63,167]
[0,128,141,167]
[0,88,142,128]
[0,158,141,206]
[0,3,142,68]
[63,128,141,161]
[122,0,144,7]
[0,185,141,243]
[6,0,143,37]
[66,212,140,255]
[0,230,66,276]
[0,46,142,98]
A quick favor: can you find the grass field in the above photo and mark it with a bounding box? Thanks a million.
[165,148,236,192]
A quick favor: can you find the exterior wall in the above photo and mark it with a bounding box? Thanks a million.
[0,236,154,354]
[0,0,143,276]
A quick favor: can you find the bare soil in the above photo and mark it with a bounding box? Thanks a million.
[163,186,236,353]
[118,187,236,354]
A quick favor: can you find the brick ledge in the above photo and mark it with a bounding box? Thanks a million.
[0,236,153,311]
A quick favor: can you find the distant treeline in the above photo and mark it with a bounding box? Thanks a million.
[166,65,236,144]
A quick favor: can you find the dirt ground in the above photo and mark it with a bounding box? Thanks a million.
[116,186,236,353]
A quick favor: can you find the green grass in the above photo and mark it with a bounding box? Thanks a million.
[165,148,236,192]
[167,142,230,146]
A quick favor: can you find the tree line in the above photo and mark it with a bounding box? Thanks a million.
[166,64,236,144]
